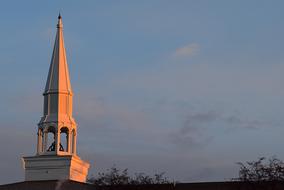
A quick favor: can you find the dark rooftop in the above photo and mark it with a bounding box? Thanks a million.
[2,180,284,190]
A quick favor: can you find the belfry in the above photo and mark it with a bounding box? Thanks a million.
[22,15,90,182]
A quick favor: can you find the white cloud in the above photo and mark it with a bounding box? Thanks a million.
[174,43,200,57]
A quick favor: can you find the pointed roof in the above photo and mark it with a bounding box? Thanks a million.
[44,15,72,95]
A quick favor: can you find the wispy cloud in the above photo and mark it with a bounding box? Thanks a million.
[170,111,217,148]
[174,43,200,57]
[170,110,269,148]
[224,115,269,130]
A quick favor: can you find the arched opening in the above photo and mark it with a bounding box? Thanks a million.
[60,127,69,152]
[47,126,56,152]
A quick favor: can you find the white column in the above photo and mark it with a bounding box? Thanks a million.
[36,130,40,154]
[43,130,48,153]
[37,129,42,154]
[55,128,60,154]
[42,131,45,153]
[67,131,70,153]
[72,131,77,155]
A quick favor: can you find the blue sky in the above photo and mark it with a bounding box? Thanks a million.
[1,0,284,184]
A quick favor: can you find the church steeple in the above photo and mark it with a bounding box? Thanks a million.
[38,15,76,155]
[23,15,90,183]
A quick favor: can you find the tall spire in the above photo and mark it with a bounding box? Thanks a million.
[41,14,74,125]
[44,14,72,95]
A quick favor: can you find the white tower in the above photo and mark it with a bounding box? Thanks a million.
[23,15,90,182]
